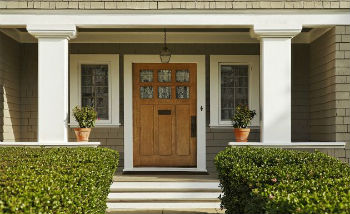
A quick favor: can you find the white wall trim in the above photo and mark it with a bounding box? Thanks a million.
[0,142,100,147]
[209,55,260,127]
[123,54,206,172]
[69,54,120,126]
[228,142,346,149]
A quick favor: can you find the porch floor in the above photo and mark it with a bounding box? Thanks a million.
[113,172,219,182]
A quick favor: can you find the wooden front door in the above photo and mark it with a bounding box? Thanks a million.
[133,63,197,167]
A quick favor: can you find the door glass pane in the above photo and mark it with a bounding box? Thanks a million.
[220,64,249,121]
[81,64,109,120]
[158,86,171,99]
[140,70,153,82]
[176,86,190,99]
[140,86,153,99]
[158,70,171,82]
[176,70,189,82]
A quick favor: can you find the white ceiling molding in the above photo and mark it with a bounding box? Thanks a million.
[0,28,331,44]
[27,24,77,39]
[72,32,258,43]
[252,24,302,38]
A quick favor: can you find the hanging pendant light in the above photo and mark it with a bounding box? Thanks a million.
[160,29,171,63]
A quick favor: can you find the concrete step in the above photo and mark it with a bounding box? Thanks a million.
[107,181,222,212]
[107,192,221,202]
[106,208,225,214]
[110,182,221,192]
[106,202,221,210]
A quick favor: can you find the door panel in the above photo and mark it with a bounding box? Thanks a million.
[158,105,174,156]
[140,105,154,156]
[176,105,191,156]
[133,63,197,167]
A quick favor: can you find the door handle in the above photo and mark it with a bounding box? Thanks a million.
[191,116,197,138]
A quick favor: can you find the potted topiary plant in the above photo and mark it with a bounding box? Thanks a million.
[232,104,256,142]
[72,106,97,142]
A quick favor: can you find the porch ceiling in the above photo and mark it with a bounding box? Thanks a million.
[0,27,328,44]
[16,27,313,33]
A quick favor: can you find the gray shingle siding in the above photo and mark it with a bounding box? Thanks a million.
[0,0,349,10]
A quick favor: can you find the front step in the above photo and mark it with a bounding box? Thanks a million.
[107,202,221,209]
[108,192,221,202]
[110,182,221,192]
[106,181,222,213]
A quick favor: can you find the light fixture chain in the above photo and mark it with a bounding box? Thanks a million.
[164,29,167,46]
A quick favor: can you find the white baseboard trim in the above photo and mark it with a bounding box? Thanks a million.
[0,142,100,147]
[228,142,346,149]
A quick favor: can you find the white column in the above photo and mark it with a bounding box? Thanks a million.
[27,25,76,142]
[253,25,301,143]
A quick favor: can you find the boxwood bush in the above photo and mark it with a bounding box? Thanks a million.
[0,147,119,214]
[215,147,350,214]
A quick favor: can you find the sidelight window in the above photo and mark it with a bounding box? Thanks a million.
[209,55,260,127]
[70,54,120,126]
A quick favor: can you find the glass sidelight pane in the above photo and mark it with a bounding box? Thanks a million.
[221,66,235,87]
[81,86,93,97]
[176,70,189,82]
[176,86,190,99]
[82,97,94,107]
[158,70,171,82]
[140,70,153,82]
[158,86,171,99]
[221,88,235,103]
[220,64,249,121]
[81,64,109,120]
[235,88,248,106]
[81,75,93,86]
[140,86,153,99]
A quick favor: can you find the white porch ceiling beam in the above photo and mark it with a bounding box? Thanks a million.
[0,13,349,27]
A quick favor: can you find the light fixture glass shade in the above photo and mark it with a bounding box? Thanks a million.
[160,46,171,63]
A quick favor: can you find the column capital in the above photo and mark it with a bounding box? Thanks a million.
[27,24,77,40]
[251,24,302,39]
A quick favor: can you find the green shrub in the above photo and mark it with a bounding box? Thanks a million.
[214,147,350,214]
[0,147,119,214]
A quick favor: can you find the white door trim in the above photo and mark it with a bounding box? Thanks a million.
[123,55,206,172]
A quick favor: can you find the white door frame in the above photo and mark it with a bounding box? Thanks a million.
[123,55,206,172]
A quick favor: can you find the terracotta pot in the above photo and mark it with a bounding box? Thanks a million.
[74,128,91,142]
[234,128,250,142]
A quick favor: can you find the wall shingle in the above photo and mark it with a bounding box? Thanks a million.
[0,0,348,10]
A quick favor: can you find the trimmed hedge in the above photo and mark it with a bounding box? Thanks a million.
[215,147,350,214]
[0,147,119,214]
